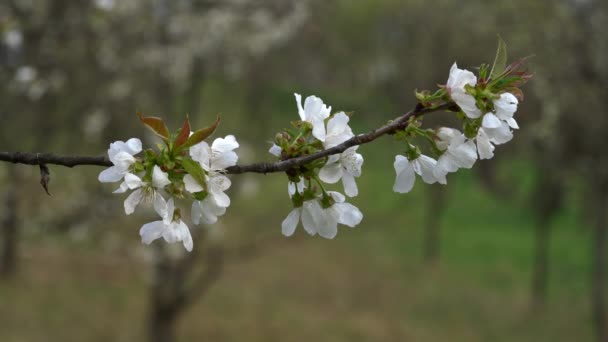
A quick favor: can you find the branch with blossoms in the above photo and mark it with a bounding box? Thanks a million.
[0,39,531,252]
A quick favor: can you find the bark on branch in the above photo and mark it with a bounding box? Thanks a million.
[0,103,452,174]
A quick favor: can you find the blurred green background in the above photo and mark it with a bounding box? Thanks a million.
[1,0,606,341]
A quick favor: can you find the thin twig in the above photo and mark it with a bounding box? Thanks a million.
[0,103,452,174]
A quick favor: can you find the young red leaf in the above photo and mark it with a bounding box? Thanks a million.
[174,117,191,148]
[182,116,221,149]
[136,112,170,141]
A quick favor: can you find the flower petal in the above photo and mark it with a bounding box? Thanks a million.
[341,172,359,197]
[177,221,193,252]
[281,208,301,237]
[139,221,165,245]
[476,129,495,160]
[482,113,502,129]
[98,166,123,183]
[319,160,343,184]
[152,165,171,188]
[393,156,415,193]
[494,92,518,120]
[212,135,239,153]
[124,189,143,215]
[334,202,363,227]
[189,141,211,170]
[183,174,204,193]
[415,155,439,184]
[294,93,306,121]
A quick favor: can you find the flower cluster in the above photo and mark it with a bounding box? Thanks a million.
[270,94,364,239]
[394,49,530,194]
[99,115,238,252]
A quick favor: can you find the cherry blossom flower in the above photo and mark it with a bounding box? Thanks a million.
[139,197,193,252]
[393,154,445,194]
[98,138,142,183]
[120,165,171,215]
[319,146,363,197]
[294,93,331,142]
[324,112,354,148]
[281,191,362,239]
[186,135,239,225]
[446,63,482,119]
[434,128,477,179]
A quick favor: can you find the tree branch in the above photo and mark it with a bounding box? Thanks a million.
[0,103,452,174]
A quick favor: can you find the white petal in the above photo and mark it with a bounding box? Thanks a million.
[189,142,211,170]
[124,189,143,215]
[294,93,306,121]
[450,140,478,169]
[153,192,168,219]
[316,208,339,239]
[494,93,518,120]
[164,198,175,225]
[476,129,495,160]
[111,151,136,172]
[436,154,459,174]
[482,113,502,129]
[125,138,142,155]
[162,222,180,243]
[191,201,202,225]
[177,221,193,252]
[152,166,171,188]
[281,208,301,237]
[341,147,363,177]
[452,90,482,119]
[288,179,305,196]
[211,150,238,170]
[183,174,204,193]
[98,166,123,183]
[199,195,227,224]
[393,156,416,193]
[446,63,477,91]
[211,135,239,153]
[326,112,350,139]
[319,161,343,184]
[301,200,321,235]
[303,95,324,121]
[486,122,513,145]
[124,173,144,189]
[341,173,358,197]
[328,191,346,203]
[139,221,165,245]
[334,203,363,227]
[268,144,282,157]
[113,181,129,193]
[415,155,439,184]
[311,118,326,142]
[506,117,519,129]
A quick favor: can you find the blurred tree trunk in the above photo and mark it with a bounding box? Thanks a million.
[592,182,608,342]
[0,167,20,278]
[423,185,446,264]
[146,237,223,342]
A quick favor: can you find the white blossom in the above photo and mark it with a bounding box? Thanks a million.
[324,112,354,148]
[281,191,362,239]
[434,128,477,179]
[319,146,363,197]
[139,197,193,252]
[120,165,171,215]
[186,135,239,225]
[294,93,331,142]
[393,154,445,194]
[98,138,142,183]
[446,63,482,119]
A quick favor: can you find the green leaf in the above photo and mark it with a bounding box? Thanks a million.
[136,112,170,141]
[490,35,508,79]
[181,116,220,149]
[181,157,207,190]
[174,117,191,148]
